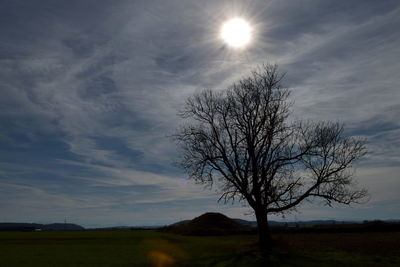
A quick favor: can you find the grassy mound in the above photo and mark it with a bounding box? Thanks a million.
[164,212,253,236]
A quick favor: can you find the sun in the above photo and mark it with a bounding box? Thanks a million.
[221,18,252,48]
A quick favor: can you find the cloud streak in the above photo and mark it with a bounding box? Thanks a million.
[1,0,399,226]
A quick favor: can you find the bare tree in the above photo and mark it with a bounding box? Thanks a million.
[174,64,367,250]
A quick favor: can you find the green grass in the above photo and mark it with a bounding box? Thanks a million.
[0,230,399,266]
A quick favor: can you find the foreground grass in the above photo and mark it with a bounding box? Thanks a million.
[0,230,399,266]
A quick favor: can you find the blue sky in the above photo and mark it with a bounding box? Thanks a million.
[1,0,399,227]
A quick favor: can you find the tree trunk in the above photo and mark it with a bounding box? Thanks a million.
[255,207,272,251]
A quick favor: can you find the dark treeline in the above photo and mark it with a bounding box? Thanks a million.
[0,223,84,231]
[2,220,399,233]
[270,220,400,234]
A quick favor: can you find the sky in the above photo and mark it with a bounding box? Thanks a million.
[1,0,399,228]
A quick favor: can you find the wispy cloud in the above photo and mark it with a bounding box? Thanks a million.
[1,0,399,225]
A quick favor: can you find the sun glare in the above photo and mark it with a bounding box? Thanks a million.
[221,18,252,48]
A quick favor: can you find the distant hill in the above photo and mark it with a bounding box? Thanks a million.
[168,220,191,227]
[232,218,283,227]
[232,218,257,227]
[234,219,400,233]
[166,215,355,235]
[163,212,253,236]
[41,223,84,231]
[89,225,162,230]
[165,215,400,235]
[0,223,84,231]
[232,219,362,227]
[0,223,43,232]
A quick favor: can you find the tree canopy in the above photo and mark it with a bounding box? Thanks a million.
[175,64,367,249]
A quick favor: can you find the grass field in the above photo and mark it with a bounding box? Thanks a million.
[1,230,399,266]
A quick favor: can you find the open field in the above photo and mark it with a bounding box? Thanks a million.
[0,230,399,266]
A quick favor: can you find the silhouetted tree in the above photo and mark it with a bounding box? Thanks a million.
[174,64,367,250]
